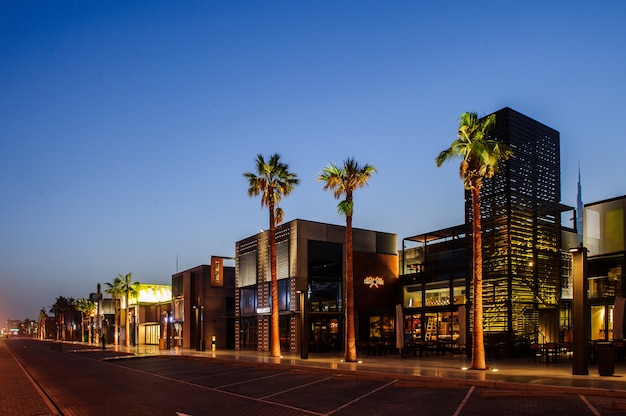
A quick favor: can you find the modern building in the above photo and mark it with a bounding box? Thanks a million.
[400,226,468,349]
[96,282,172,347]
[235,219,398,354]
[129,284,172,347]
[171,258,235,350]
[400,107,569,357]
[583,195,626,341]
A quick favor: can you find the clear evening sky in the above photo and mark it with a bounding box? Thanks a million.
[1,1,625,325]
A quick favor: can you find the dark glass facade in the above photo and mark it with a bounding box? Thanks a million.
[307,240,343,352]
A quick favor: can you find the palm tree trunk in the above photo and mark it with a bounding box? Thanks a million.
[269,197,281,357]
[125,292,131,347]
[471,185,486,370]
[114,297,119,346]
[344,211,357,362]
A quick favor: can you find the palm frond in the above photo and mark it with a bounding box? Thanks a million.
[337,199,353,216]
[319,158,376,217]
[244,153,299,224]
[436,111,512,188]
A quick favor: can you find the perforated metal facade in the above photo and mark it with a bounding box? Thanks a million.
[468,107,562,354]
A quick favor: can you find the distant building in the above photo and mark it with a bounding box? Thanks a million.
[171,258,235,350]
[6,319,22,336]
[97,283,172,347]
[129,283,172,346]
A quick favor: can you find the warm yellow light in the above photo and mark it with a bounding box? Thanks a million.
[135,285,172,303]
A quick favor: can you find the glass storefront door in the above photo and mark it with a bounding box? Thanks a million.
[240,317,258,350]
[309,315,341,352]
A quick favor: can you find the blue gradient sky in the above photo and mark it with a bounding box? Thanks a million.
[1,1,625,325]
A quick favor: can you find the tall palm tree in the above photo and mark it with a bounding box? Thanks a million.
[117,273,140,347]
[435,111,513,370]
[244,153,300,357]
[50,296,72,341]
[38,308,47,340]
[318,158,376,362]
[105,277,123,346]
[76,298,96,343]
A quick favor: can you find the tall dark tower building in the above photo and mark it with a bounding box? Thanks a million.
[467,107,562,355]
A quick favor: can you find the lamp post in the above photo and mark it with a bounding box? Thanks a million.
[165,311,172,349]
[200,306,205,351]
[134,305,139,353]
[193,305,205,351]
[571,245,589,375]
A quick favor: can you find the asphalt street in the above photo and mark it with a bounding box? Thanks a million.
[4,338,626,416]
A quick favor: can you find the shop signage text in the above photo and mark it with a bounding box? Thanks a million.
[364,276,384,288]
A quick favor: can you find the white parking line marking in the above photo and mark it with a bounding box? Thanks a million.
[116,361,325,415]
[325,379,398,415]
[452,385,475,416]
[182,367,250,381]
[216,371,283,388]
[261,376,333,399]
[579,395,601,416]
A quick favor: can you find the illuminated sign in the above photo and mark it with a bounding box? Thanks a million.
[364,276,384,288]
[330,319,339,333]
[134,285,172,304]
[211,256,224,287]
[256,307,271,314]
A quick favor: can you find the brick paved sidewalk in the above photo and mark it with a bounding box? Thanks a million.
[0,338,58,415]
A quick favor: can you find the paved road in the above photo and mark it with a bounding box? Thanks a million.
[5,338,626,416]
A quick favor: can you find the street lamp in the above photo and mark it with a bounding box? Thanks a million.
[193,305,205,351]
[165,311,172,349]
[134,305,139,353]
[570,245,589,376]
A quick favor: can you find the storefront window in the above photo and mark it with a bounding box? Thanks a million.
[588,276,617,299]
[277,279,290,311]
[309,278,341,312]
[369,315,394,341]
[591,305,614,340]
[308,240,342,313]
[425,281,450,306]
[425,312,438,340]
[240,287,257,316]
[403,284,422,308]
[369,316,381,339]
[143,324,160,345]
[453,279,466,305]
[585,202,624,256]
[419,311,461,342]
[404,314,421,340]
